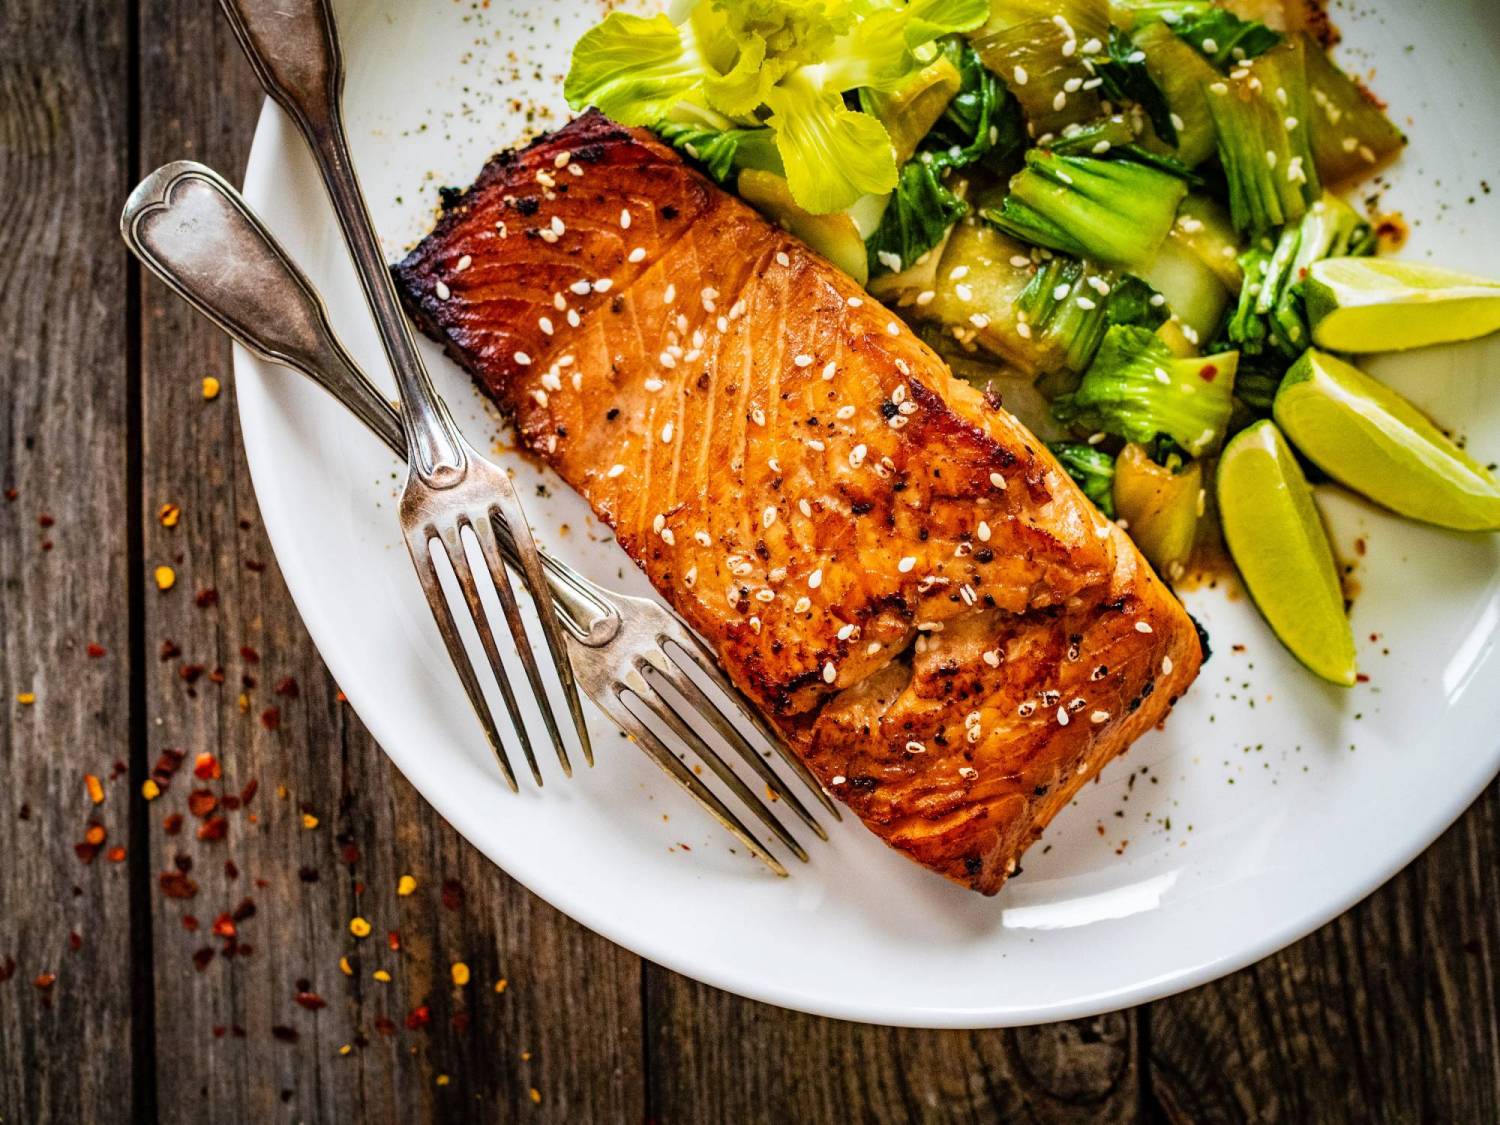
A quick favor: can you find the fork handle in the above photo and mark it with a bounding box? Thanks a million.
[121,160,619,646]
[218,0,467,485]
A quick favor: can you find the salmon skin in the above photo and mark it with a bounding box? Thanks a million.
[393,110,1203,895]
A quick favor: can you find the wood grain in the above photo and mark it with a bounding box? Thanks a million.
[0,1,136,1121]
[1147,783,1500,1125]
[646,967,1140,1124]
[134,1,642,1121]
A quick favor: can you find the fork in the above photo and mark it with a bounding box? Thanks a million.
[120,160,839,874]
[217,0,587,790]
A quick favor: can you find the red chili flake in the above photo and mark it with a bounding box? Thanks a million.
[404,1005,432,1031]
[86,643,107,659]
[162,813,184,836]
[211,914,237,939]
[207,667,226,685]
[297,866,320,883]
[240,778,259,805]
[224,859,239,880]
[386,931,401,952]
[18,803,30,820]
[440,879,464,911]
[271,1025,299,1043]
[2,488,15,501]
[187,790,218,818]
[193,753,221,781]
[159,871,198,899]
[336,691,347,703]
[341,844,360,865]
[74,842,100,864]
[196,816,228,842]
[254,878,269,889]
[212,1026,227,1038]
[232,898,257,923]
[173,853,193,873]
[68,931,82,952]
[1198,364,1218,382]
[192,947,216,972]
[241,673,257,689]
[40,540,52,551]
[109,759,128,780]
[450,1012,471,1033]
[260,707,281,731]
[1356,673,1371,683]
[34,972,56,990]
[374,1017,396,1037]
[182,915,199,932]
[239,645,261,663]
[244,558,266,573]
[353,881,365,895]
[294,991,327,1011]
[179,664,205,685]
[0,957,16,982]
[274,677,300,698]
[106,846,126,863]
[159,640,181,661]
[194,588,219,609]
[221,794,241,812]
[38,514,55,528]
[153,748,185,781]
[83,823,106,847]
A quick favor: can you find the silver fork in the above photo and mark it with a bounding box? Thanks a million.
[120,161,839,874]
[217,0,586,790]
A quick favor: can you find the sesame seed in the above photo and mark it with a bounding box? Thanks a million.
[755,588,774,602]
[659,352,676,369]
[1162,655,1174,675]
[846,296,863,307]
[514,351,532,366]
[1091,710,1110,724]
[885,322,900,337]
[728,299,747,320]
[530,389,548,407]
[538,317,554,336]
[570,280,591,295]
[762,506,776,528]
[906,741,927,754]
[989,471,1007,490]
[455,254,472,272]
[831,774,846,785]
[663,283,676,304]
[836,405,856,421]
[823,662,837,684]
[848,444,867,468]
[607,464,625,479]
[1053,91,1067,111]
[837,623,856,641]
[661,528,676,546]
[684,566,697,587]
[798,498,813,518]
[982,649,1000,667]
[694,530,711,546]
[620,209,631,228]
[660,422,674,443]
[434,280,451,300]
[1013,65,1029,85]
[628,247,646,263]
[822,361,837,381]
[808,569,823,589]
[915,289,935,306]
[644,377,664,392]
[793,354,813,368]
[897,556,916,573]
[794,596,812,613]
[1135,621,1153,634]
[594,278,613,293]
[958,766,978,780]
[652,514,666,534]
[1075,296,1097,311]
[567,309,581,328]
[751,408,765,426]
[1056,706,1070,726]
[807,439,825,452]
[955,283,974,302]
[776,251,791,267]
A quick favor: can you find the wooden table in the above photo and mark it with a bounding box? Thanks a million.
[2,2,1497,1120]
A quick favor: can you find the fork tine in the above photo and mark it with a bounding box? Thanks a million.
[629,664,808,863]
[433,523,544,787]
[466,514,572,779]
[406,526,519,793]
[608,675,788,876]
[487,495,595,769]
[666,634,843,820]
[646,645,828,842]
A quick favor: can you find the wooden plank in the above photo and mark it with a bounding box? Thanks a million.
[0,1,137,1121]
[646,967,1140,1124]
[135,1,644,1120]
[1147,783,1500,1123]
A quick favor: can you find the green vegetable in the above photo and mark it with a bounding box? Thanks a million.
[1094,26,1178,146]
[1132,21,1221,166]
[1139,236,1230,344]
[1113,441,1202,578]
[1050,442,1117,517]
[1203,37,1321,234]
[1017,258,1167,373]
[982,150,1188,269]
[1300,34,1406,185]
[1049,117,1206,186]
[1169,194,1243,290]
[969,0,1110,137]
[564,0,990,215]
[736,168,871,284]
[1115,2,1281,68]
[860,54,964,166]
[654,120,783,182]
[864,40,1023,276]
[1227,192,1374,361]
[1053,324,1239,456]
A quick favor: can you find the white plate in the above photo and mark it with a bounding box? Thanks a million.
[235,0,1500,1027]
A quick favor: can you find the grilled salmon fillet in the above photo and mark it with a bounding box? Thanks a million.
[393,111,1203,894]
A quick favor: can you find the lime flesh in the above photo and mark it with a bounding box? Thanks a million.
[1305,258,1500,353]
[1217,421,1357,686]
[1275,350,1500,531]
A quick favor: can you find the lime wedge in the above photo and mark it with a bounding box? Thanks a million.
[1275,350,1500,531]
[1217,420,1357,686]
[1305,258,1500,352]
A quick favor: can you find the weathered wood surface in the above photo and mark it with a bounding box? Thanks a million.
[0,0,138,1121]
[0,0,1496,1121]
